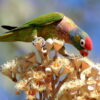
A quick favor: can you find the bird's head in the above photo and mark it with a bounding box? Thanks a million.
[70,28,93,57]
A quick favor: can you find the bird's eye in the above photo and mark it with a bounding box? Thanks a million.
[80,39,85,47]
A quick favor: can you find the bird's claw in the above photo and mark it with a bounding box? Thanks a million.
[65,54,80,59]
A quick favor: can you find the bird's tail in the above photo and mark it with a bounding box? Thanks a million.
[1,25,17,30]
[0,32,18,42]
[0,25,33,42]
[0,25,18,42]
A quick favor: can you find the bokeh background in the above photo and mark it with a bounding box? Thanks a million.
[0,0,100,100]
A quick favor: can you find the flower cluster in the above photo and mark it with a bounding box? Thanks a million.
[58,58,100,100]
[0,37,100,100]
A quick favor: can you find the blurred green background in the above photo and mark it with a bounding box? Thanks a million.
[0,0,100,100]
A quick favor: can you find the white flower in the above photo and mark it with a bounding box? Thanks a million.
[1,59,17,78]
[45,67,52,72]
[46,38,53,44]
[46,38,53,51]
[15,79,28,90]
[1,59,16,70]
[92,65,100,71]
[88,85,95,91]
[31,82,46,91]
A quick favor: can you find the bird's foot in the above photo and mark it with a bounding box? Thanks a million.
[53,55,58,60]
[63,53,80,59]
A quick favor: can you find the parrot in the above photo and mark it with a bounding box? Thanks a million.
[0,12,93,56]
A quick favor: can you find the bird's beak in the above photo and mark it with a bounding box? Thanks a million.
[80,49,89,57]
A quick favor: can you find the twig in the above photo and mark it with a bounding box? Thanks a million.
[52,73,59,94]
[39,92,42,100]
[48,74,69,100]
[42,91,46,100]
[52,74,55,92]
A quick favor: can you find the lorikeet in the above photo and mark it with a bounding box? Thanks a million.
[0,12,93,56]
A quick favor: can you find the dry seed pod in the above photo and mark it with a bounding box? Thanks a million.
[53,39,64,51]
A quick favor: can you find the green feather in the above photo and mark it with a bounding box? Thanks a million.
[23,12,64,27]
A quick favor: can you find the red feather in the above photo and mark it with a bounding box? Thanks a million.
[85,36,93,50]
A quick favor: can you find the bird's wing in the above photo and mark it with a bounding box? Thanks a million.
[22,12,64,27]
[1,12,64,32]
